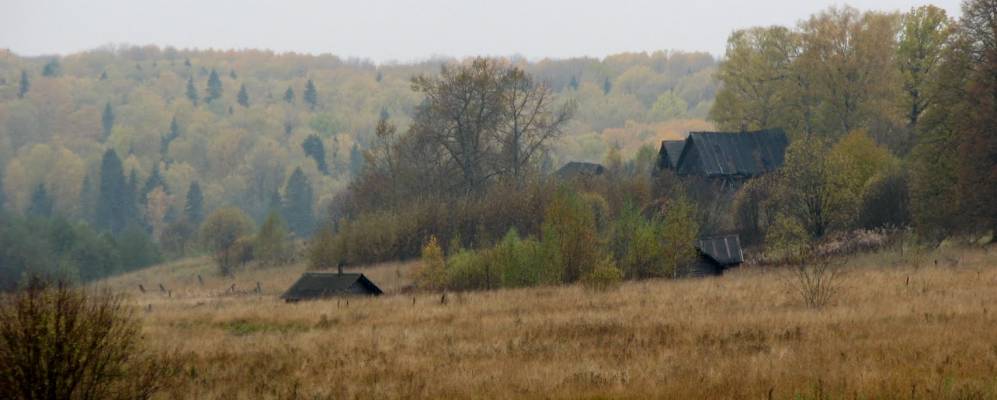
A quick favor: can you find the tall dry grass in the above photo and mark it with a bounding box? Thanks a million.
[100,245,997,399]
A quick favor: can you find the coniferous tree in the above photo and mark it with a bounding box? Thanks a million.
[99,71,108,80]
[301,135,329,175]
[161,116,180,157]
[101,102,114,140]
[237,84,249,107]
[206,69,222,103]
[569,76,579,90]
[603,77,612,94]
[185,77,199,106]
[184,181,204,225]
[282,167,314,236]
[27,184,53,217]
[229,69,237,79]
[97,149,128,233]
[349,143,364,177]
[140,164,166,205]
[283,86,295,103]
[41,59,60,77]
[125,169,141,229]
[304,79,318,110]
[17,70,29,98]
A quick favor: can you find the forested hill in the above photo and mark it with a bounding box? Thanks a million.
[0,48,716,224]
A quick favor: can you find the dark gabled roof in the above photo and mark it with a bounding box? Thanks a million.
[281,272,383,301]
[676,129,788,177]
[554,161,605,179]
[696,235,744,267]
[657,140,686,170]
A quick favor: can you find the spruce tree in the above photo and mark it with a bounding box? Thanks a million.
[237,84,249,107]
[304,79,318,110]
[349,143,364,177]
[229,69,238,79]
[42,59,60,77]
[283,86,295,103]
[603,77,612,94]
[185,77,199,106]
[206,69,222,103]
[101,102,114,140]
[99,71,108,80]
[282,167,314,236]
[97,149,128,233]
[301,134,329,175]
[161,116,180,157]
[125,169,141,229]
[140,164,166,205]
[184,181,204,225]
[17,70,29,98]
[27,184,53,217]
[569,76,579,90]
[79,174,96,225]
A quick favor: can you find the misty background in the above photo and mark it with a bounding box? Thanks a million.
[2,0,960,62]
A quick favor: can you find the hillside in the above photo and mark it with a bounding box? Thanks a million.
[99,245,997,399]
[0,48,715,224]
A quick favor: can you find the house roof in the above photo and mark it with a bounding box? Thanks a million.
[281,272,383,301]
[676,129,788,177]
[658,140,686,170]
[554,161,605,179]
[696,235,744,266]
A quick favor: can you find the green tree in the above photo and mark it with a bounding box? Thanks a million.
[205,69,222,103]
[602,76,612,94]
[897,6,951,133]
[79,175,96,225]
[777,137,849,238]
[26,184,53,217]
[237,84,249,107]
[96,149,129,234]
[140,164,166,206]
[301,134,328,175]
[254,209,293,266]
[283,86,295,103]
[41,58,60,77]
[185,77,198,106]
[17,70,29,98]
[184,181,204,226]
[282,167,314,237]
[304,79,318,110]
[101,102,114,141]
[541,188,603,283]
[199,206,255,276]
[661,195,699,277]
[709,26,796,131]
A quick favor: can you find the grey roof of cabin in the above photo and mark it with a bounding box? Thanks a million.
[658,140,686,169]
[555,161,605,179]
[677,129,788,177]
[281,272,383,301]
[695,235,744,266]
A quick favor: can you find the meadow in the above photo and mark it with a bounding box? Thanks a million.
[101,245,997,399]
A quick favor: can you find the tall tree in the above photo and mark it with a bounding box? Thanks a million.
[140,164,166,205]
[184,181,204,226]
[283,86,295,103]
[185,77,199,106]
[237,84,249,107]
[41,59,60,77]
[282,167,314,237]
[96,149,129,233]
[349,143,364,177]
[301,135,329,175]
[79,174,96,225]
[498,68,575,182]
[896,5,952,153]
[101,102,114,141]
[17,70,29,99]
[205,69,222,103]
[26,184,53,217]
[161,116,180,158]
[602,76,612,94]
[304,79,318,110]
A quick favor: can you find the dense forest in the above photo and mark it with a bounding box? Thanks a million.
[2,2,996,291]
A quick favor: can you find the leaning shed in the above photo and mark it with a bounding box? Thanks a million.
[554,161,605,180]
[675,129,788,180]
[656,139,686,171]
[281,270,383,302]
[677,235,745,277]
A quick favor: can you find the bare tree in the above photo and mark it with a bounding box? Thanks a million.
[498,69,575,183]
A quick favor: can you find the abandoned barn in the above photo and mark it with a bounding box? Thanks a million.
[656,139,686,171]
[281,271,383,302]
[677,234,745,277]
[664,128,788,180]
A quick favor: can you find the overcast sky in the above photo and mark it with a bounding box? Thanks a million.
[1,0,962,63]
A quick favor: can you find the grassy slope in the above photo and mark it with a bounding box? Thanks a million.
[102,246,997,399]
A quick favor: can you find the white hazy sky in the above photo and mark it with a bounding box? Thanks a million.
[1,0,962,63]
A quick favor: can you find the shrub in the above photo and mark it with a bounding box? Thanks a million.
[254,210,294,266]
[492,229,554,288]
[200,207,255,276]
[858,167,911,229]
[0,278,179,399]
[787,255,842,309]
[661,195,699,278]
[416,236,446,290]
[444,249,499,291]
[581,257,623,291]
[543,188,604,283]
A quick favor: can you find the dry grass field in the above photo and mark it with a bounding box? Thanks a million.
[100,245,997,399]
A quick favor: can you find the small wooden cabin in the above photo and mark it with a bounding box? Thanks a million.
[281,270,383,302]
[677,235,745,277]
[672,129,788,181]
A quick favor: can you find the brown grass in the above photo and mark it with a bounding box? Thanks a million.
[99,246,997,399]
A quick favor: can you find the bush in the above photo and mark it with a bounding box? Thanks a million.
[492,229,556,288]
[543,188,604,283]
[254,210,294,266]
[0,278,179,399]
[581,257,623,291]
[200,207,255,276]
[858,167,911,229]
[444,249,499,291]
